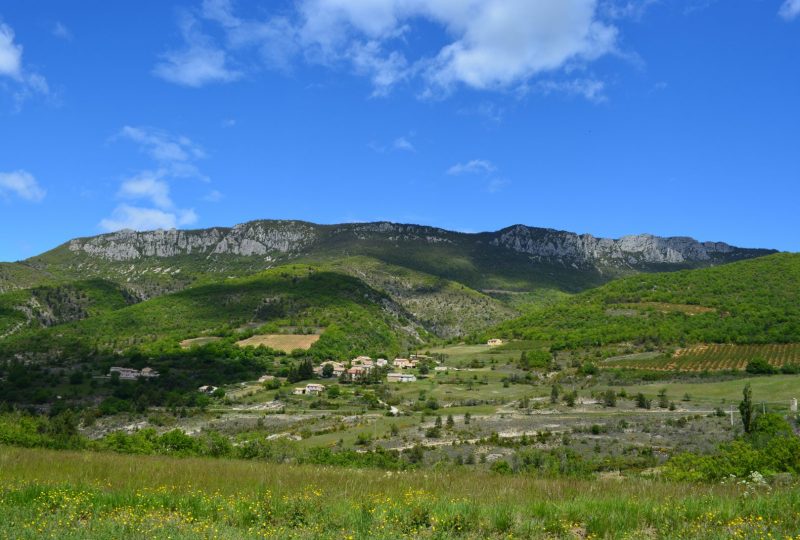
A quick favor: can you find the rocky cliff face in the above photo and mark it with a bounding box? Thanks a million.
[62,219,770,270]
[68,221,319,261]
[488,225,747,268]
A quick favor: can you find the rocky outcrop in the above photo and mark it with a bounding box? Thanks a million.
[68,221,318,261]
[488,225,753,269]
[63,219,769,269]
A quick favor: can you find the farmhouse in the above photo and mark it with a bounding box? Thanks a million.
[393,358,415,369]
[109,366,159,380]
[293,383,326,395]
[387,373,417,383]
[198,385,218,394]
[347,366,371,380]
[487,339,504,347]
[315,361,346,377]
[352,356,374,367]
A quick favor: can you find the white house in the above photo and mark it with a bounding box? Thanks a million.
[293,383,326,395]
[376,358,388,367]
[109,366,159,380]
[487,339,504,347]
[198,385,218,394]
[387,373,417,383]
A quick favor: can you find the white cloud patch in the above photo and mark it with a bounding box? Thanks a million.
[393,136,415,152]
[0,23,22,78]
[0,170,46,202]
[526,77,607,102]
[118,174,173,209]
[118,125,207,180]
[100,205,198,232]
[101,127,210,232]
[447,158,509,192]
[162,0,618,99]
[447,159,497,176]
[52,22,72,40]
[153,12,241,87]
[203,189,223,202]
[0,21,49,107]
[780,0,800,20]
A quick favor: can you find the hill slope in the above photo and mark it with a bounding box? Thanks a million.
[0,265,424,362]
[491,253,800,349]
[0,279,138,339]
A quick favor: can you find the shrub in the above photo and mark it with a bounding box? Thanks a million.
[746,358,776,375]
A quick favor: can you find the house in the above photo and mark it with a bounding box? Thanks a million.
[139,367,160,378]
[293,383,326,395]
[393,358,414,369]
[198,385,218,394]
[352,356,374,367]
[376,358,388,367]
[387,373,417,383]
[109,366,159,380]
[347,365,370,380]
[487,339,504,347]
[314,361,346,377]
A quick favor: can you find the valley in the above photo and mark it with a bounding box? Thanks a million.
[0,222,798,539]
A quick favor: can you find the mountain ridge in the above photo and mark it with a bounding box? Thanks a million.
[51,219,774,267]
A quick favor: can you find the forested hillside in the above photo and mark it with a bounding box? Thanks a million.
[491,253,800,349]
[0,265,421,362]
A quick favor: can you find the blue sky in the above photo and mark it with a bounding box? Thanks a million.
[0,0,799,261]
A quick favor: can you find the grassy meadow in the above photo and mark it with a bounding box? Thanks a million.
[1,446,800,539]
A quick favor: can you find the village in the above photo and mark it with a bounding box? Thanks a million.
[106,339,507,398]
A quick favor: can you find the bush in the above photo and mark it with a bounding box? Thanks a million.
[746,358,776,375]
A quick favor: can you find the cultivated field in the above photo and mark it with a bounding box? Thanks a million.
[597,374,800,407]
[603,343,800,372]
[1,446,799,539]
[236,334,320,352]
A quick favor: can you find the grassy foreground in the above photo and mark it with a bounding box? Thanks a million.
[0,447,799,539]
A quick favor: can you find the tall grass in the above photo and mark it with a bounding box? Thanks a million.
[1,446,799,538]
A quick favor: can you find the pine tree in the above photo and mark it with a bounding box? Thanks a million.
[739,383,754,433]
[550,384,559,404]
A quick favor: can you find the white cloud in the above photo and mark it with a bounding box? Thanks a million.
[100,205,198,232]
[526,77,607,102]
[118,174,173,209]
[601,0,659,21]
[0,170,46,202]
[153,12,241,87]
[486,177,510,193]
[52,22,72,40]
[0,21,49,107]
[118,125,207,179]
[166,0,617,99]
[447,159,497,176]
[393,136,415,152]
[101,127,211,232]
[203,189,223,202]
[780,0,800,20]
[0,23,22,78]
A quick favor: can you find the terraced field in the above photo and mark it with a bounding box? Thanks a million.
[603,343,800,372]
[235,333,321,352]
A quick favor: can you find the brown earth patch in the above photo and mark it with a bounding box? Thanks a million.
[236,334,321,352]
